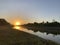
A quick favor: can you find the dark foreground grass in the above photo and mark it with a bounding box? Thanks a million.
[0,28,59,45]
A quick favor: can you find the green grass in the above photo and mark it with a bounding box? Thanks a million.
[0,28,59,45]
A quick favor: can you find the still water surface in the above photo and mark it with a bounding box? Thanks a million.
[13,26,60,44]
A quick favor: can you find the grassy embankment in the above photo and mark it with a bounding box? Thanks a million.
[0,27,59,45]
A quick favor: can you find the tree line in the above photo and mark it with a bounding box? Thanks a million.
[23,20,60,27]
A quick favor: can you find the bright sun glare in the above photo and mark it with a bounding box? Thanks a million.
[15,22,21,25]
[13,21,21,29]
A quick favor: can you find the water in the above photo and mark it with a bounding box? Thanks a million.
[13,26,60,44]
[35,32,60,44]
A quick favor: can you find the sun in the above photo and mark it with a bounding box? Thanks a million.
[15,22,21,25]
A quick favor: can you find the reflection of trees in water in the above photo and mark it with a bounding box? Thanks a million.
[25,27,60,35]
[21,21,60,35]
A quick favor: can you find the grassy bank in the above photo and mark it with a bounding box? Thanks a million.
[0,28,59,45]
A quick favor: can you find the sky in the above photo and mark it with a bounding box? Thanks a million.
[0,0,60,24]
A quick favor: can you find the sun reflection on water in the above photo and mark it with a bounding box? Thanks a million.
[13,25,27,31]
[13,26,20,29]
[13,25,33,33]
[13,25,25,30]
